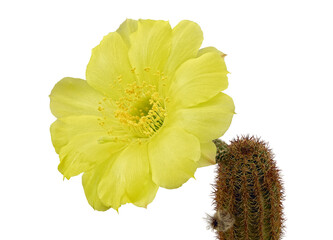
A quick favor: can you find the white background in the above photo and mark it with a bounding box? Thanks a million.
[1,0,332,239]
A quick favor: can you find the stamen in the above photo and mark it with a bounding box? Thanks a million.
[97,68,168,140]
[113,78,167,138]
[98,136,131,144]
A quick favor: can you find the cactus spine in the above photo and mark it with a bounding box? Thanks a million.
[212,136,284,240]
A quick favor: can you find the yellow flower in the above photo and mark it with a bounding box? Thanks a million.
[50,19,235,211]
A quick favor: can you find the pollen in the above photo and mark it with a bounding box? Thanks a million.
[114,81,167,138]
[117,75,123,83]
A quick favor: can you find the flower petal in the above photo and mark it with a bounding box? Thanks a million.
[116,19,138,47]
[50,115,105,153]
[148,127,200,189]
[98,141,158,210]
[128,20,172,86]
[168,51,228,108]
[82,162,111,211]
[49,77,104,118]
[197,141,217,167]
[170,92,235,142]
[162,20,203,92]
[58,132,125,179]
[86,32,136,98]
[197,46,226,58]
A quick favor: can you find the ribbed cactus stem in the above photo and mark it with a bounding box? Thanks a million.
[211,136,285,240]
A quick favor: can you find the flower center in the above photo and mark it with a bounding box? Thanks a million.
[114,81,167,138]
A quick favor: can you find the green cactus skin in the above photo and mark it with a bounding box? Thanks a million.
[212,136,285,240]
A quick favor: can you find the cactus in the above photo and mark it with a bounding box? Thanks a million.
[210,136,285,240]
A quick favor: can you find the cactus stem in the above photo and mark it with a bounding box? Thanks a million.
[210,136,285,240]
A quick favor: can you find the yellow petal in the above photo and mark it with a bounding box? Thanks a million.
[98,141,158,210]
[170,92,235,142]
[197,141,217,167]
[128,20,172,86]
[116,19,138,47]
[49,77,104,118]
[162,20,203,92]
[58,132,125,179]
[148,127,200,189]
[86,32,136,98]
[168,51,229,109]
[50,115,105,153]
[82,162,111,211]
[198,46,226,58]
